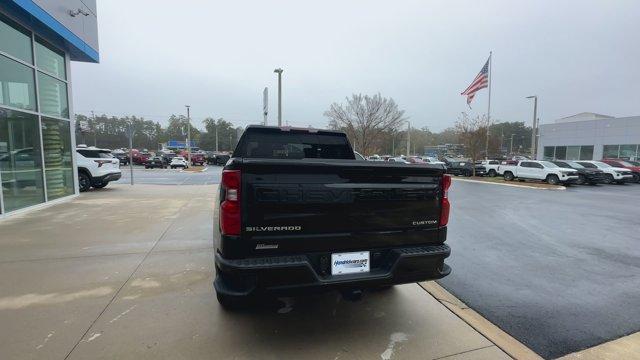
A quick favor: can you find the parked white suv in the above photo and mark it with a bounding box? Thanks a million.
[498,160,579,185]
[575,161,634,184]
[170,156,188,169]
[76,147,122,192]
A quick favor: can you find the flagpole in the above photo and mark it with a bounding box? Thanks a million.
[485,51,492,160]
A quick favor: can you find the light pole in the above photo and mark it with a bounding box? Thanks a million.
[526,96,538,159]
[510,134,515,155]
[185,105,191,165]
[127,121,134,185]
[406,121,411,156]
[274,68,283,126]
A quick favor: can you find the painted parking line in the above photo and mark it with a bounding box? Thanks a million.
[452,177,566,190]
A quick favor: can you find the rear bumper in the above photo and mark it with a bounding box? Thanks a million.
[94,171,121,183]
[214,244,451,298]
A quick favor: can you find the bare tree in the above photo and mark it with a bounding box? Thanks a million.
[455,112,488,176]
[324,93,406,155]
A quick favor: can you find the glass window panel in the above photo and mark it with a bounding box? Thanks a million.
[42,118,74,200]
[555,146,567,160]
[603,145,619,158]
[0,108,44,212]
[0,55,37,111]
[579,146,594,160]
[0,15,33,63]
[37,72,68,118]
[619,145,637,160]
[543,146,555,160]
[36,39,66,79]
[566,146,581,160]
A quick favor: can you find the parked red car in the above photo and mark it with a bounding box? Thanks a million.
[178,151,206,166]
[130,149,150,165]
[407,156,427,165]
[601,159,640,183]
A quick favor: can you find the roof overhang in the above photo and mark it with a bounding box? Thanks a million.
[1,0,99,63]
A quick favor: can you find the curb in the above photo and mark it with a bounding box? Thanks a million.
[418,281,543,360]
[452,177,566,191]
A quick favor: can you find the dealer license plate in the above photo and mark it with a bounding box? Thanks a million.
[331,251,370,275]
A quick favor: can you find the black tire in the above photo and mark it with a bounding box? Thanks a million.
[144,166,149,169]
[603,174,614,184]
[632,173,640,183]
[546,174,560,185]
[576,174,586,185]
[92,182,108,189]
[78,171,91,192]
[488,169,497,177]
[170,166,175,169]
[504,171,514,181]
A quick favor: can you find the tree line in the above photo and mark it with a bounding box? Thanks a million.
[78,93,532,158]
[325,93,533,157]
[75,114,242,152]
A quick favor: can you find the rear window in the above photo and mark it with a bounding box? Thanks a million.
[237,130,354,160]
[77,150,113,158]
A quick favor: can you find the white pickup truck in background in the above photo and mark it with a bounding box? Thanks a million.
[497,160,579,185]
[476,160,501,177]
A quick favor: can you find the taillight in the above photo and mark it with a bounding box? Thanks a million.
[94,160,110,167]
[220,170,241,235]
[439,175,451,226]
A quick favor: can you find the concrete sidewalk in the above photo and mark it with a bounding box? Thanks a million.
[0,184,510,360]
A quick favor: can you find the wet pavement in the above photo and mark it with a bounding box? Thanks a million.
[440,180,640,359]
[0,184,508,360]
[115,165,222,185]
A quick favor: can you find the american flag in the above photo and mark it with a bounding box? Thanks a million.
[461,57,490,106]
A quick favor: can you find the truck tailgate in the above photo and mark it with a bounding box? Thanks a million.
[237,159,446,256]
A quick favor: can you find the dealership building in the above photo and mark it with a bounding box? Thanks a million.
[537,112,640,161]
[0,0,98,217]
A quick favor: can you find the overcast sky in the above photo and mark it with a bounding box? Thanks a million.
[71,0,640,131]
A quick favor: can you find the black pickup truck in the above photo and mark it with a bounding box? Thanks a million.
[213,125,452,308]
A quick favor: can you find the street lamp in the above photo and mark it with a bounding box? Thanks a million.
[510,134,515,155]
[185,105,191,165]
[274,68,283,126]
[406,121,411,156]
[526,96,538,159]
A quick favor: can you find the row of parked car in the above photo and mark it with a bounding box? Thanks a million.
[464,158,640,185]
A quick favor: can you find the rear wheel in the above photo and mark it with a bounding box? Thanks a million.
[504,172,514,181]
[92,182,108,189]
[546,174,560,185]
[488,169,497,177]
[78,172,91,192]
[603,174,614,184]
[632,173,640,183]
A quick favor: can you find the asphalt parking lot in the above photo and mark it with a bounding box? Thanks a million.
[115,165,222,185]
[442,180,640,358]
